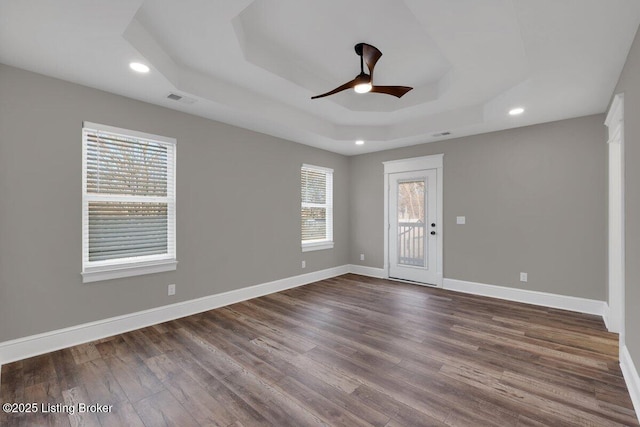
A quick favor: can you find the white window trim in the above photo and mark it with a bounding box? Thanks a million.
[301,164,334,252]
[302,241,335,252]
[82,259,178,283]
[81,122,177,283]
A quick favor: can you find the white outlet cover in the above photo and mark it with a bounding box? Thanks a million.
[456,216,466,224]
[360,254,365,261]
[520,273,528,282]
[168,284,176,295]
[301,260,306,268]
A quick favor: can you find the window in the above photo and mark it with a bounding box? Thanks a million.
[301,164,333,252]
[82,122,177,283]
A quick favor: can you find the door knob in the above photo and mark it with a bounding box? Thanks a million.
[430,231,436,235]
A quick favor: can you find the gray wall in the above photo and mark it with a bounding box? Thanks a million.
[0,62,610,346]
[613,26,640,376]
[0,64,349,342]
[349,115,607,300]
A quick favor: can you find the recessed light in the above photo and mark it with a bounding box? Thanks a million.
[509,107,524,116]
[129,62,150,73]
[355,140,365,145]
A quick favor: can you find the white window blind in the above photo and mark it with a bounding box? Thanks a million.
[301,164,334,251]
[82,122,176,282]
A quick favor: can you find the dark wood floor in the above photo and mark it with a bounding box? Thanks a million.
[1,274,638,426]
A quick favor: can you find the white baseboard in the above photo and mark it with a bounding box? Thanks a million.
[620,345,640,423]
[602,303,611,331]
[345,270,607,317]
[0,265,349,365]
[348,264,386,278]
[442,278,607,317]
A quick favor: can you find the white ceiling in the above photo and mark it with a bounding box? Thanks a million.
[1,0,639,155]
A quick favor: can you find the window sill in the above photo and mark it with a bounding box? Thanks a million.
[82,259,177,283]
[301,241,334,252]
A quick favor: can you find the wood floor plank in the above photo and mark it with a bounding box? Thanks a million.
[220,369,328,427]
[97,401,146,427]
[352,384,448,427]
[250,335,362,394]
[275,375,374,427]
[163,372,236,427]
[21,354,57,387]
[69,343,101,366]
[134,389,200,427]
[62,386,101,427]
[22,380,70,427]
[277,360,390,426]
[75,358,128,406]
[1,274,637,426]
[305,345,452,422]
[165,351,270,427]
[103,353,164,403]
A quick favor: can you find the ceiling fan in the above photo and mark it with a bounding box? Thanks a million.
[311,43,413,99]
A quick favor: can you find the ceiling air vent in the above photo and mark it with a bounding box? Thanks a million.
[432,131,451,137]
[166,93,196,104]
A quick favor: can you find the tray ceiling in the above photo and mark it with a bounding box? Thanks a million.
[1,0,639,154]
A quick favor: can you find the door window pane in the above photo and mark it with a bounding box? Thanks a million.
[397,180,426,267]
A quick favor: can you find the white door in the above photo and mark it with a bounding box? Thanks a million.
[388,169,439,285]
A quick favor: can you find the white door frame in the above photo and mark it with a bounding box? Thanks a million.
[605,93,625,343]
[383,154,443,287]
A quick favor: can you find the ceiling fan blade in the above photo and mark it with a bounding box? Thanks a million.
[311,78,357,99]
[370,85,413,98]
[361,43,382,76]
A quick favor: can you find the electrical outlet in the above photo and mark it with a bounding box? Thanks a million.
[360,253,365,261]
[456,216,466,225]
[301,260,306,269]
[168,284,176,296]
[520,272,528,282]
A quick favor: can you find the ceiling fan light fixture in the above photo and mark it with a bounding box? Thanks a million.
[353,73,372,94]
[354,82,372,94]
